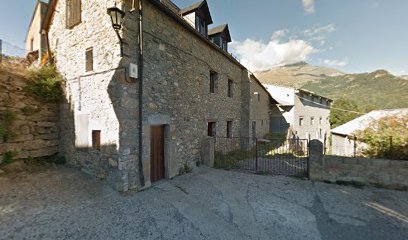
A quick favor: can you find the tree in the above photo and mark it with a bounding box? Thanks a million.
[356,115,408,160]
[330,98,361,128]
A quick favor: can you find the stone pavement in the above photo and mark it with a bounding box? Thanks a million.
[0,166,407,240]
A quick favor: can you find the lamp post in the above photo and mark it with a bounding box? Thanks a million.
[107,5,125,56]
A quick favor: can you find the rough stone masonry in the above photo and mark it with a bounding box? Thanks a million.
[43,0,275,191]
[0,65,59,163]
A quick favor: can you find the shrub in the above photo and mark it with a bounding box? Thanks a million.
[2,151,18,165]
[20,106,36,115]
[356,114,408,160]
[25,65,63,103]
[0,110,17,142]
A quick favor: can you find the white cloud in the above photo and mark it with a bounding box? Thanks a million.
[322,58,349,67]
[302,0,315,14]
[272,29,289,41]
[304,24,335,37]
[231,37,316,72]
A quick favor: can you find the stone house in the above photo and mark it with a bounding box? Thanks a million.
[25,0,49,63]
[264,85,332,143]
[331,108,408,157]
[37,0,278,191]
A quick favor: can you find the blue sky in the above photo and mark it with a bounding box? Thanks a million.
[1,0,407,74]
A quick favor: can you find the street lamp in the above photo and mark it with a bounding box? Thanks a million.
[107,5,125,56]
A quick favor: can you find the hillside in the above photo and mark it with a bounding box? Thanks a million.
[256,62,408,110]
[255,62,344,88]
[302,70,408,109]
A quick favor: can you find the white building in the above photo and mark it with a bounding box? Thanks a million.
[264,85,332,143]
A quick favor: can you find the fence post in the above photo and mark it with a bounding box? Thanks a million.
[255,138,258,173]
[353,135,357,158]
[201,137,215,167]
[389,136,393,159]
[308,140,324,181]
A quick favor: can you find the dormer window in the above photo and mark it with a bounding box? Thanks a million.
[209,24,231,52]
[196,16,207,36]
[181,0,213,37]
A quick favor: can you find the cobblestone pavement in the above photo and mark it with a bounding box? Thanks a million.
[0,166,407,240]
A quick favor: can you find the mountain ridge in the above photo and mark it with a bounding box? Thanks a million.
[256,62,408,110]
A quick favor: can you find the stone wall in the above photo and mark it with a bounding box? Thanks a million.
[48,0,139,191]
[141,0,249,186]
[45,0,275,191]
[0,67,59,163]
[249,76,272,139]
[309,140,408,190]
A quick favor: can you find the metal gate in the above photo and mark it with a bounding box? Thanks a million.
[214,137,309,177]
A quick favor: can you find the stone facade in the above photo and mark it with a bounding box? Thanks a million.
[309,140,408,190]
[248,75,273,139]
[44,0,276,191]
[0,66,59,163]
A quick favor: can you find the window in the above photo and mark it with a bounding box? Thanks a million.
[66,0,82,29]
[195,16,207,36]
[210,71,218,93]
[92,130,101,150]
[85,48,93,72]
[311,117,315,126]
[319,128,323,139]
[208,122,216,137]
[319,117,323,125]
[299,117,304,126]
[256,93,261,102]
[228,79,233,98]
[227,121,233,138]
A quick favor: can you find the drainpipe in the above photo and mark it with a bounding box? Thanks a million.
[137,0,145,187]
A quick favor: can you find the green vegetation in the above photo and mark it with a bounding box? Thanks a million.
[215,149,254,169]
[178,163,192,175]
[20,106,36,115]
[302,70,408,128]
[302,70,408,110]
[0,110,17,142]
[2,151,18,165]
[329,98,362,128]
[25,65,63,103]
[356,115,408,160]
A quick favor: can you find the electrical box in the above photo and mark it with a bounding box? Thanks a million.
[129,63,138,79]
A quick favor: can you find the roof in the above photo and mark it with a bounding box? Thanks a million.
[180,0,213,24]
[209,24,231,42]
[42,0,245,69]
[297,88,333,102]
[262,85,295,106]
[331,108,408,136]
[42,0,57,32]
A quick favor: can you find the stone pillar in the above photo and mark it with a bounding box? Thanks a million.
[309,139,324,181]
[201,137,215,167]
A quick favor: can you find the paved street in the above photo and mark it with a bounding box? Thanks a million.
[1,166,407,240]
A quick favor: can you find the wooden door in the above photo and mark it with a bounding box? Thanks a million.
[150,126,165,182]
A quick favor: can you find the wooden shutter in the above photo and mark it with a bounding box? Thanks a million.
[92,130,101,150]
[67,0,81,28]
[85,48,93,72]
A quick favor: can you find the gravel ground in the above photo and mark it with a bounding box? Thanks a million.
[0,165,407,240]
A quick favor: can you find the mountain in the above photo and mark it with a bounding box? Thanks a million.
[256,63,408,110]
[255,62,344,88]
[302,69,408,109]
